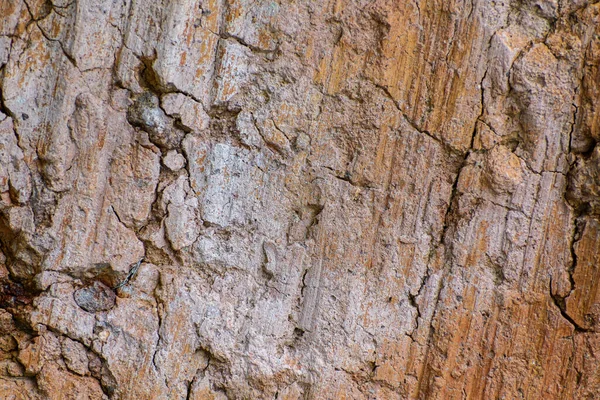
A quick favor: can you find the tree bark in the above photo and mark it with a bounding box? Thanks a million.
[0,0,599,398]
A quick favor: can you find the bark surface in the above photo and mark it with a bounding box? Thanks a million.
[0,0,599,399]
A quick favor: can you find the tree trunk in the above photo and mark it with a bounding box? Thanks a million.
[1,0,599,398]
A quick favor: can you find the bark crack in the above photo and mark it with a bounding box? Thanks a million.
[550,278,590,333]
[368,81,464,157]
[548,217,591,333]
[22,0,78,68]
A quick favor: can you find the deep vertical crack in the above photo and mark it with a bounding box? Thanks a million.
[548,216,590,332]
[414,36,490,398]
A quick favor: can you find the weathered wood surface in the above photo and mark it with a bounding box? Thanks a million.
[0,0,599,398]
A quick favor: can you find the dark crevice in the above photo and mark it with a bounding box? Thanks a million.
[435,65,488,246]
[136,50,208,113]
[22,0,78,68]
[250,112,289,157]
[369,80,464,157]
[321,166,372,189]
[414,42,491,399]
[547,216,591,333]
[137,51,167,95]
[568,217,583,294]
[218,32,280,56]
[568,102,579,155]
[407,266,431,341]
[0,69,17,121]
[407,293,421,338]
[299,268,309,299]
[549,279,590,333]
[109,205,124,225]
[185,379,193,400]
[151,275,165,374]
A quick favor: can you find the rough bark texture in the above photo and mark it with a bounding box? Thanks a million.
[0,0,599,399]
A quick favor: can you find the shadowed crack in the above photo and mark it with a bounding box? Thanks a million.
[407,267,430,341]
[22,0,78,68]
[547,216,591,333]
[550,278,590,333]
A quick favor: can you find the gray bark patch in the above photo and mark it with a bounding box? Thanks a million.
[73,281,116,313]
